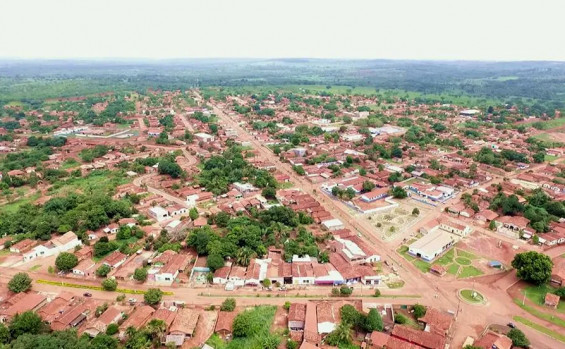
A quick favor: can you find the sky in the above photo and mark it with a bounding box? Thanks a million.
[1,0,563,61]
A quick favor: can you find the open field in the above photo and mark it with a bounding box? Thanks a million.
[365,203,430,241]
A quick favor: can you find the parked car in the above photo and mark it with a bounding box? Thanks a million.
[83,292,92,297]
[507,322,516,328]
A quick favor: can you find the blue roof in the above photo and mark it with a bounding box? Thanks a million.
[488,261,502,266]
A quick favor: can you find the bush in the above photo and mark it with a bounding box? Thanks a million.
[116,294,126,302]
[102,278,118,291]
[96,264,111,277]
[144,288,163,305]
[331,288,340,296]
[106,323,119,335]
[220,298,236,312]
[283,301,291,310]
[413,304,427,318]
[287,339,298,349]
[374,289,381,297]
[507,328,530,347]
[55,252,78,272]
[365,308,384,332]
[262,278,271,287]
[394,314,408,324]
[8,273,32,293]
[339,285,353,296]
[133,268,148,282]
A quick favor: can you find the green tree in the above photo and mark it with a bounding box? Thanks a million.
[9,311,45,337]
[207,253,224,271]
[133,268,148,282]
[489,220,497,231]
[507,328,530,347]
[325,322,352,346]
[189,207,199,220]
[144,288,163,305]
[340,285,353,296]
[0,324,9,344]
[106,323,119,335]
[394,314,408,324]
[362,180,375,192]
[412,208,420,216]
[413,304,427,318]
[511,251,553,285]
[220,298,236,312]
[102,278,118,291]
[8,272,32,293]
[364,308,384,332]
[96,264,111,277]
[391,186,407,199]
[55,252,78,272]
[262,187,277,200]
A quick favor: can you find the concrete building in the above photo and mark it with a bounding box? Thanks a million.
[408,230,455,262]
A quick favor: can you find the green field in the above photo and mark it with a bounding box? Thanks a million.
[458,266,484,278]
[513,299,565,328]
[0,191,41,214]
[47,169,130,196]
[522,284,565,313]
[455,257,472,265]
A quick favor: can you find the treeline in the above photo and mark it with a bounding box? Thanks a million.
[186,205,322,271]
[0,192,134,241]
[198,146,276,195]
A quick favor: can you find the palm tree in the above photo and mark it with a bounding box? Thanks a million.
[145,319,166,345]
[235,247,254,267]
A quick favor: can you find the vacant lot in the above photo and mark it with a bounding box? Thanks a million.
[365,203,431,241]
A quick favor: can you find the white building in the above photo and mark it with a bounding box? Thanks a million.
[408,229,455,262]
[148,206,169,222]
[322,218,345,231]
[22,231,82,262]
[194,132,215,143]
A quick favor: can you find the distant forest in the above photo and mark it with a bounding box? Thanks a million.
[1,59,565,114]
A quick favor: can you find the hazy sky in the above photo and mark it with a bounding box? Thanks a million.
[1,0,563,61]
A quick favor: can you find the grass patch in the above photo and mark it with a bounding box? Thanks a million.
[513,299,565,328]
[36,279,173,296]
[397,246,415,261]
[513,316,565,343]
[447,264,460,275]
[458,266,483,278]
[387,280,405,289]
[436,249,454,266]
[460,289,485,303]
[47,170,130,197]
[0,191,41,214]
[413,260,431,273]
[455,257,472,265]
[545,154,559,162]
[522,284,565,313]
[29,265,42,272]
[456,249,478,259]
[206,305,278,349]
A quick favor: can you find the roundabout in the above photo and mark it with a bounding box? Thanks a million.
[459,289,487,305]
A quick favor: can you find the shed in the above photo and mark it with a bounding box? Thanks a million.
[488,261,502,269]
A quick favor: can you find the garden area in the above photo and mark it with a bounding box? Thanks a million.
[459,289,486,304]
[521,284,565,313]
[397,246,485,278]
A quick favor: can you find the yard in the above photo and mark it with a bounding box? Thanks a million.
[522,284,565,313]
[398,245,486,278]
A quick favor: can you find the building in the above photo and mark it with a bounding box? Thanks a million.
[119,306,155,338]
[194,132,215,143]
[83,306,123,337]
[103,251,128,268]
[408,230,455,262]
[165,308,199,346]
[0,293,47,322]
[321,218,344,231]
[439,221,471,237]
[288,303,306,331]
[544,293,560,309]
[360,188,389,202]
[215,311,237,339]
[148,206,170,222]
[9,239,36,254]
[154,253,191,284]
[473,331,512,349]
[23,231,82,262]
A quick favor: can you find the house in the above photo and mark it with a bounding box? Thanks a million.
[473,331,512,349]
[154,253,191,284]
[148,206,170,222]
[103,251,128,268]
[303,302,319,343]
[83,306,123,337]
[321,218,344,231]
[418,307,453,336]
[408,229,455,262]
[104,223,119,234]
[23,231,82,262]
[439,221,470,237]
[288,303,306,331]
[228,265,247,287]
[119,306,155,338]
[9,239,36,253]
[391,325,446,349]
[332,236,380,264]
[50,299,97,331]
[430,264,446,276]
[0,293,47,322]
[194,132,215,143]
[213,265,231,285]
[72,259,96,277]
[215,311,237,338]
[316,301,339,334]
[165,308,199,346]
[544,293,560,309]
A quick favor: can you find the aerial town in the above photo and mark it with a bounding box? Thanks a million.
[0,84,564,349]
